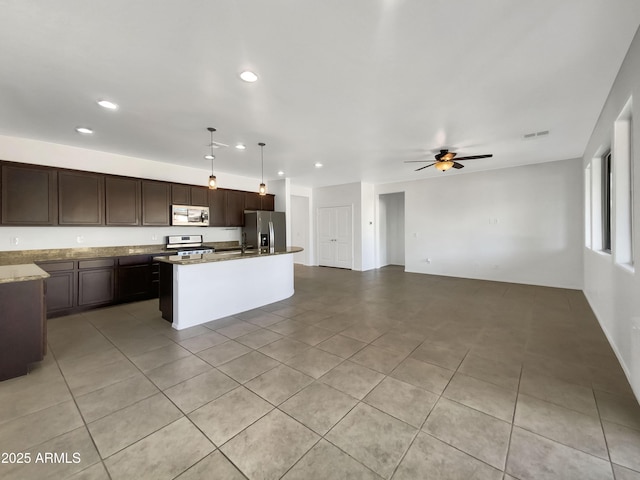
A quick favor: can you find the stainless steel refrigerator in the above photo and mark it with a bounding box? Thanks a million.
[244,211,286,253]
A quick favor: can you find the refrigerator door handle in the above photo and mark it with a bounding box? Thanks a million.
[269,221,275,253]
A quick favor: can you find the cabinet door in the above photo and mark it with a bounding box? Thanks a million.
[142,181,171,225]
[208,188,227,227]
[261,194,275,211]
[78,268,114,306]
[58,171,104,225]
[190,186,208,206]
[44,272,76,314]
[117,262,151,302]
[171,184,190,205]
[105,176,141,225]
[226,190,246,226]
[244,192,261,211]
[1,163,58,225]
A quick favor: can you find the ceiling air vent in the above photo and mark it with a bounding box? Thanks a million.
[523,130,550,140]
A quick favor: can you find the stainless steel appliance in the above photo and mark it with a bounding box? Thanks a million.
[244,211,286,253]
[165,235,213,256]
[171,205,210,226]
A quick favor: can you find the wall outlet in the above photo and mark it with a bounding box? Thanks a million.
[426,258,432,264]
[76,235,85,244]
[151,234,158,241]
[10,236,19,246]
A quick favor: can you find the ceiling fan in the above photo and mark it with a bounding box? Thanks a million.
[405,149,493,172]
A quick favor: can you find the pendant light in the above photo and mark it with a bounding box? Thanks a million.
[206,127,217,189]
[258,142,266,196]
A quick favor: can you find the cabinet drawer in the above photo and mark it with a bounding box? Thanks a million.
[78,259,114,269]
[38,261,75,272]
[118,255,151,266]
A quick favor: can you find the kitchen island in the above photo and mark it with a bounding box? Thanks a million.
[156,247,302,330]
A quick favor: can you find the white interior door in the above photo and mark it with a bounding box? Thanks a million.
[334,206,353,269]
[317,205,352,269]
[318,207,336,267]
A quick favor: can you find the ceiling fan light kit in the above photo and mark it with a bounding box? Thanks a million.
[406,149,493,173]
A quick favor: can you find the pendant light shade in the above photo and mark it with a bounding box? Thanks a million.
[258,142,266,196]
[206,127,218,190]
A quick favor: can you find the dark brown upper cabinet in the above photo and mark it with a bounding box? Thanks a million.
[261,194,275,211]
[58,171,104,225]
[190,186,208,206]
[105,176,141,226]
[142,180,171,225]
[208,188,227,227]
[226,190,246,227]
[1,163,58,225]
[244,191,261,211]
[171,184,190,205]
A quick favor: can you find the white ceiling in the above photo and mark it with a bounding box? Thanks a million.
[0,1,639,188]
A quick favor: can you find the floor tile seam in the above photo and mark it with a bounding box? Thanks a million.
[83,389,181,431]
[278,353,345,381]
[509,422,611,463]
[593,383,617,472]
[358,396,426,431]
[0,388,75,429]
[315,419,391,479]
[93,411,187,461]
[514,390,601,420]
[503,365,524,477]
[271,436,325,480]
[420,430,507,475]
[38,347,108,476]
[439,392,515,424]
[100,417,213,478]
[76,383,160,424]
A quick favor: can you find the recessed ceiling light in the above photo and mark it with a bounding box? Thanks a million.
[277,171,284,176]
[239,71,258,82]
[75,127,93,135]
[204,154,215,160]
[97,99,118,110]
[314,162,323,168]
[235,143,246,150]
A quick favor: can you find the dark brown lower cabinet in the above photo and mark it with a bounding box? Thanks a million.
[78,259,115,307]
[38,261,76,317]
[39,255,164,317]
[0,279,46,381]
[117,255,152,302]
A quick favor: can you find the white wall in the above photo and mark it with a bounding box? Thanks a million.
[378,192,405,266]
[583,26,640,399]
[376,158,583,289]
[0,135,266,251]
[291,195,310,265]
[361,182,376,271]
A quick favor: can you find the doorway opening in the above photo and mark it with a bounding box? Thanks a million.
[379,192,405,267]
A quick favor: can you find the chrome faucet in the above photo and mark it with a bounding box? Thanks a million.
[241,231,247,253]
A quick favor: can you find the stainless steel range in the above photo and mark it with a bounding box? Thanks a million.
[166,235,214,256]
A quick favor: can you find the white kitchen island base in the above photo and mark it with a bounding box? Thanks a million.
[159,251,296,330]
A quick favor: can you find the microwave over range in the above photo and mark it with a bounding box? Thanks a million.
[171,205,210,226]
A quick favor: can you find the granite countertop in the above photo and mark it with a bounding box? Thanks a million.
[0,242,242,266]
[0,264,50,284]
[155,247,303,265]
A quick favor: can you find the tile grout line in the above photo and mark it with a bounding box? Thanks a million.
[46,336,114,480]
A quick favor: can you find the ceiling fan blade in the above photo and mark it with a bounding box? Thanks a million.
[453,154,493,161]
[452,162,464,169]
[415,163,435,171]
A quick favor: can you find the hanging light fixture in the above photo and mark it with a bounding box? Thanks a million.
[258,142,266,195]
[434,161,454,172]
[206,127,217,189]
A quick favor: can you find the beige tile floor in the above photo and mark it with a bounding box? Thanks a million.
[1,265,640,479]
